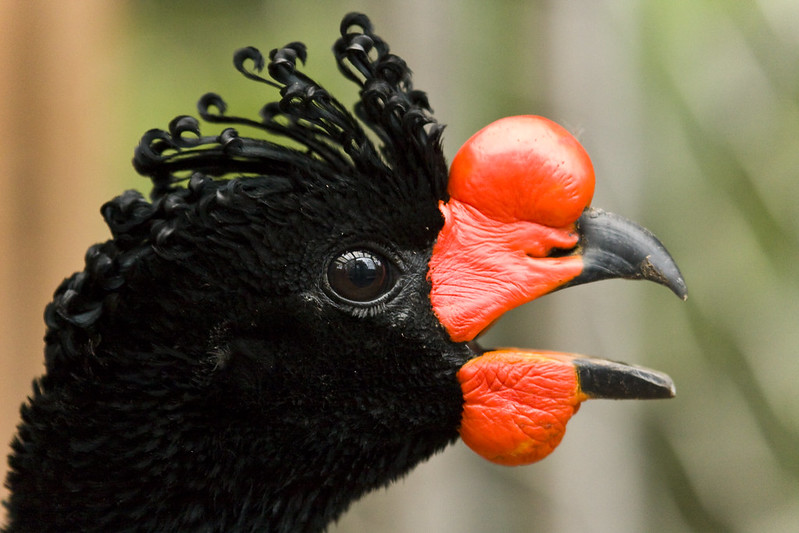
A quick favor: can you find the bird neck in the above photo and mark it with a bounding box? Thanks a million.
[6,340,462,533]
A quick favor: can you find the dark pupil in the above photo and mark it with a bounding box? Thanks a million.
[328,250,390,302]
[348,257,379,287]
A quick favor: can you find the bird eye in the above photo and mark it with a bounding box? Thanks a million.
[327,249,395,304]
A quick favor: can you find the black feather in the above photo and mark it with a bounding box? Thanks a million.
[4,13,467,533]
[133,13,448,207]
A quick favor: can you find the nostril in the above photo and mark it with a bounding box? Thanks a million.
[547,246,578,258]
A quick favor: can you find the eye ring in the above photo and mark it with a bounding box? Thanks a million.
[326,248,397,305]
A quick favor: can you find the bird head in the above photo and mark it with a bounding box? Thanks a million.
[8,12,684,532]
[127,7,685,509]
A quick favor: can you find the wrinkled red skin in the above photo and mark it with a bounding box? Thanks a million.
[430,199,582,342]
[430,115,595,342]
[458,351,588,466]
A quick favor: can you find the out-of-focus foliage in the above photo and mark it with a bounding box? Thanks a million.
[639,1,799,531]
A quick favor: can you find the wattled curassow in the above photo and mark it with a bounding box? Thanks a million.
[4,13,686,533]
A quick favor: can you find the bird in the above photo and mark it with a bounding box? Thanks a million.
[3,13,686,533]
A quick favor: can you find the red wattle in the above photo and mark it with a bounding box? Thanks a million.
[458,350,587,466]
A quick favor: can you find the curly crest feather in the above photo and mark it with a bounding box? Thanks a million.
[133,12,448,203]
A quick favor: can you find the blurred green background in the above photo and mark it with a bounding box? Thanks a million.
[2,1,797,531]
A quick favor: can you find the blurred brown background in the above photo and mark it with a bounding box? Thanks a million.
[2,1,798,531]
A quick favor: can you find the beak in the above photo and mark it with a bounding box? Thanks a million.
[564,207,687,300]
[458,350,675,466]
[574,355,675,400]
[429,200,687,342]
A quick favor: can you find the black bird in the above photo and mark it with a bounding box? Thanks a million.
[3,13,685,533]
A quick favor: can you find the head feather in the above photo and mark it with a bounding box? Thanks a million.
[133,12,448,205]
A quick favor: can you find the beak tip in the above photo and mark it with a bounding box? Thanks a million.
[643,254,687,301]
[669,276,688,301]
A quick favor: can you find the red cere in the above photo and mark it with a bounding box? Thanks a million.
[430,200,582,342]
[458,350,588,466]
[449,115,595,228]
